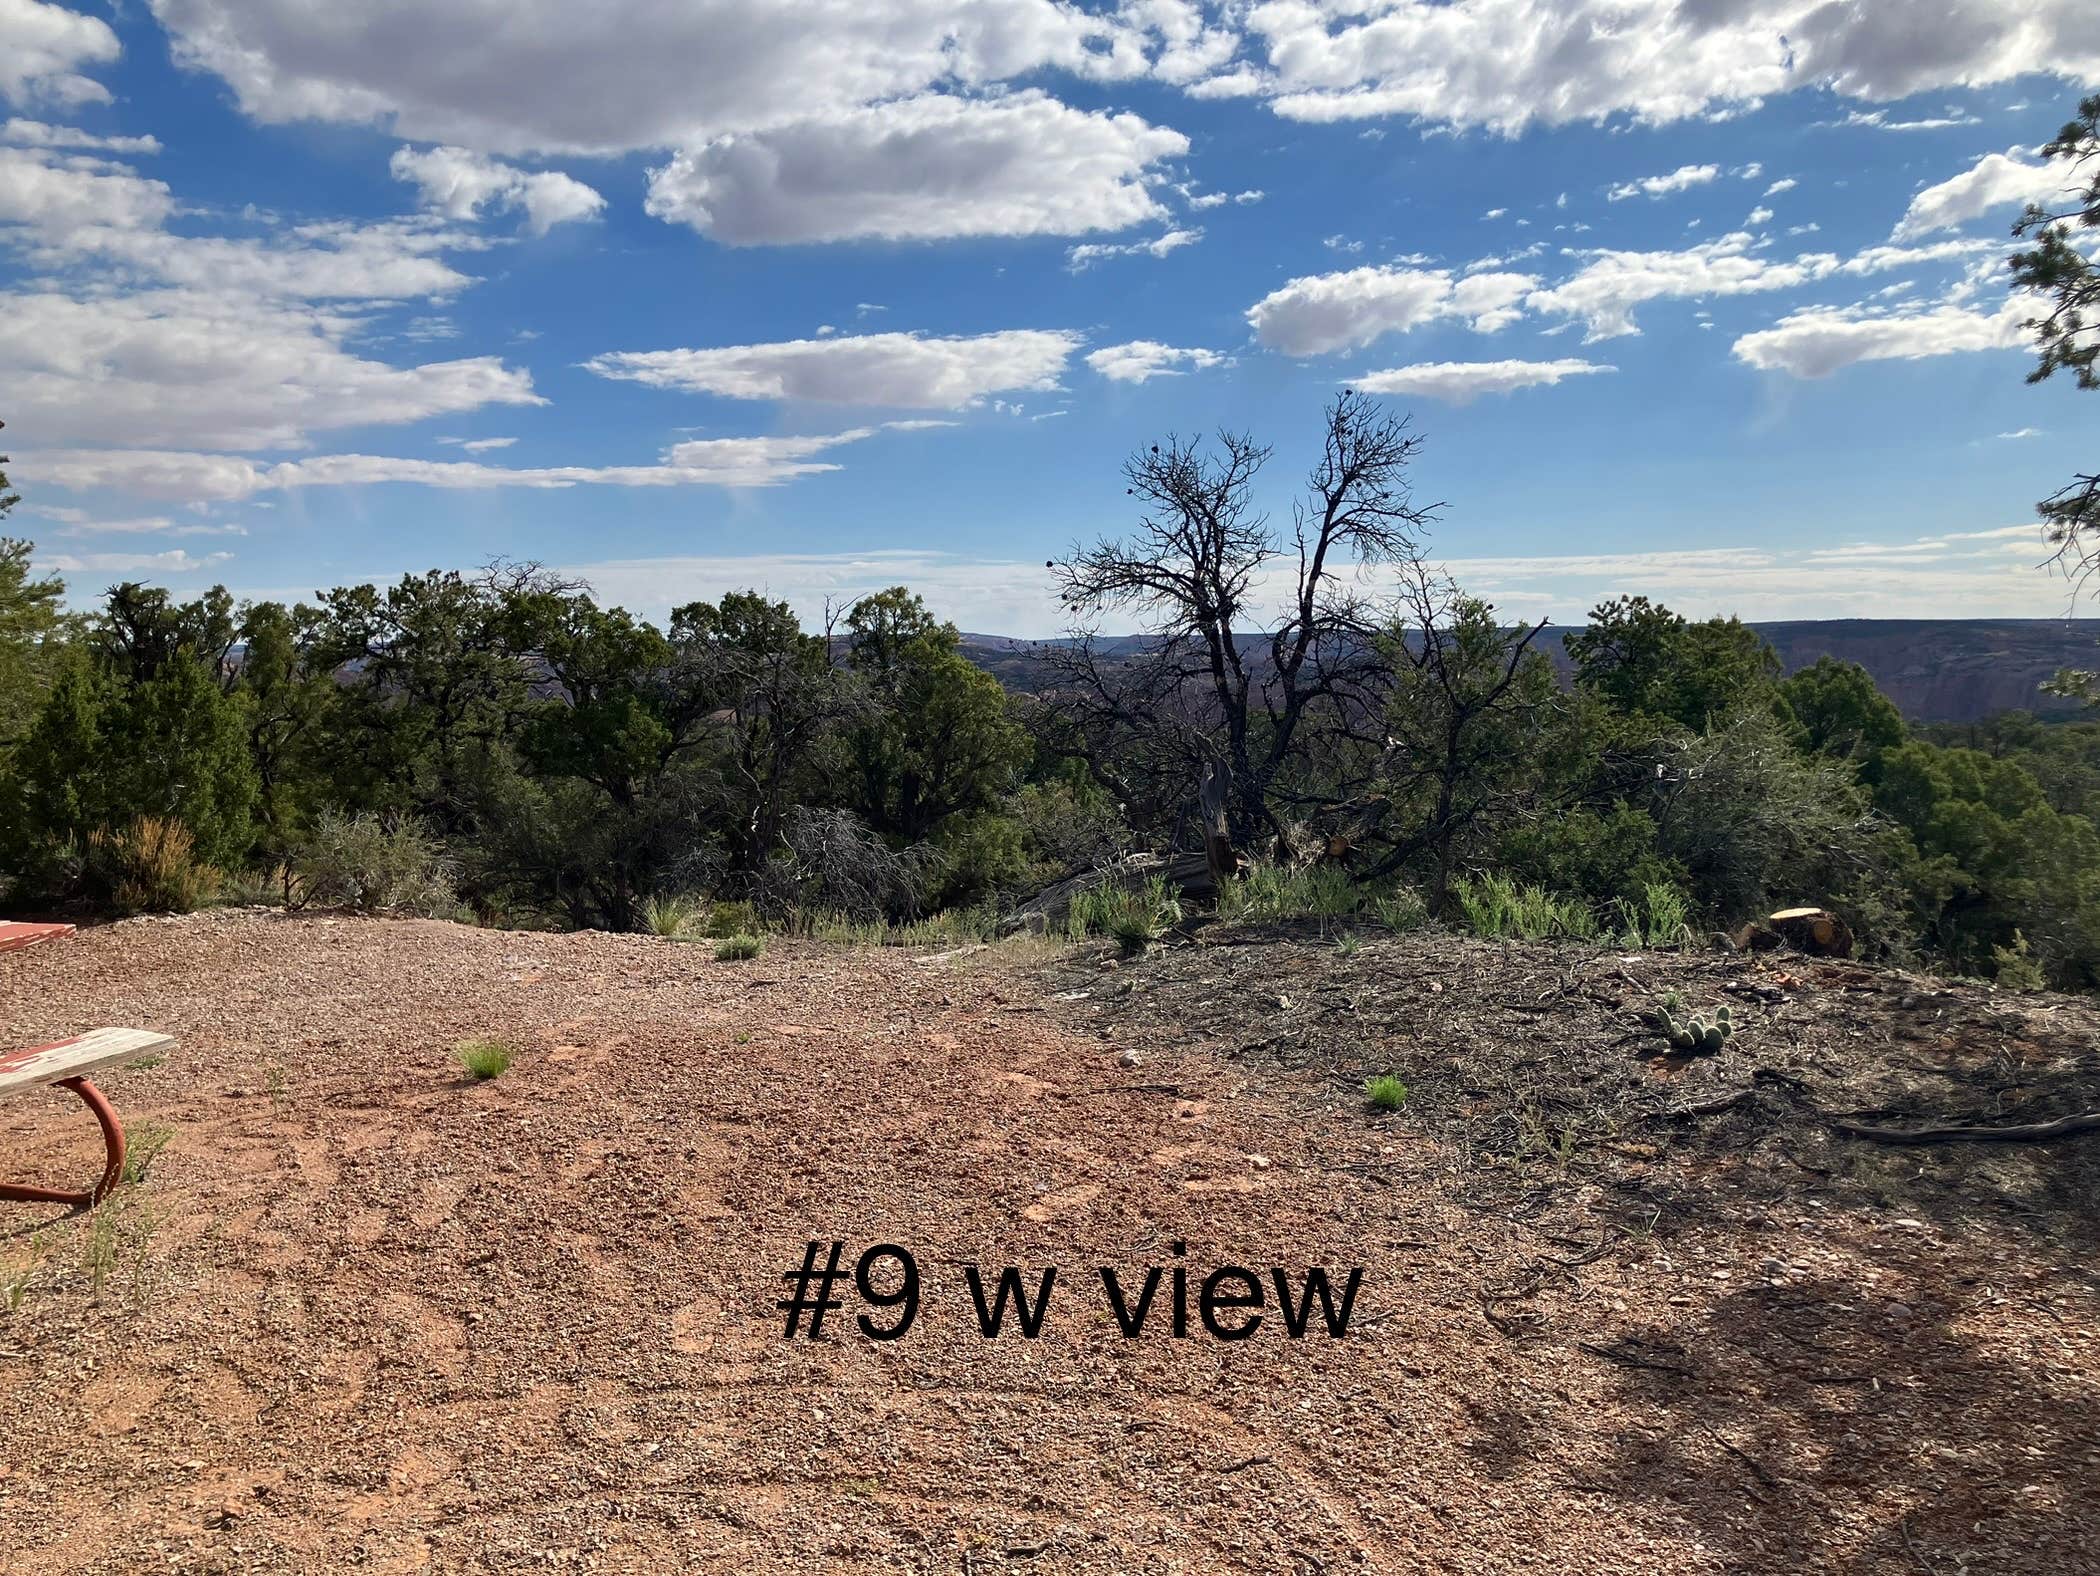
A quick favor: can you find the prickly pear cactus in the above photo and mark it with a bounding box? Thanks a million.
[1655,1001,1736,1053]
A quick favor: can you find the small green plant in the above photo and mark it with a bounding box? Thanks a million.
[715,932,764,962]
[1654,999,1733,1053]
[1364,1074,1408,1112]
[705,900,761,939]
[1992,930,2048,992]
[1370,887,1428,932]
[642,894,702,938]
[122,1120,174,1185]
[1068,877,1180,951]
[1453,872,1598,941]
[1335,931,1363,957]
[3,1232,48,1315]
[1612,881,1693,949]
[454,1037,515,1080]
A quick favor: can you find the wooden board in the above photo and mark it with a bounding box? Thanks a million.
[0,922,75,956]
[0,1028,174,1098]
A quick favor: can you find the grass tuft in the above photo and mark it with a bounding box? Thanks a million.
[454,1037,515,1080]
[1364,1074,1408,1112]
[641,894,702,938]
[715,932,764,962]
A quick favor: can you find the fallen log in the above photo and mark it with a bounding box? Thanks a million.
[1830,1110,2100,1145]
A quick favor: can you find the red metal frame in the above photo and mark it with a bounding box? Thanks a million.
[0,1076,127,1209]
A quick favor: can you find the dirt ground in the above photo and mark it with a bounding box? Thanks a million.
[1,909,2094,1574]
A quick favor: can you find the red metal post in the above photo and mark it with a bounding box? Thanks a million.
[0,1077,127,1208]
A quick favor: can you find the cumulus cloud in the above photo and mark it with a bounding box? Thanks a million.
[1246,264,1535,355]
[0,143,478,300]
[644,92,1185,245]
[149,0,1171,153]
[1085,340,1230,382]
[1236,0,2100,134]
[1764,177,1797,196]
[0,0,120,108]
[1891,149,2079,240]
[585,330,1080,410]
[1606,163,1718,201]
[390,145,604,233]
[1731,297,2030,377]
[0,289,542,448]
[1350,357,1615,403]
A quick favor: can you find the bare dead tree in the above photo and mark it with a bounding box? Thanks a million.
[1044,392,1438,859]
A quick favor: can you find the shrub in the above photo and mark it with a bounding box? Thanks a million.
[1993,931,2049,992]
[1364,1074,1408,1112]
[705,899,761,938]
[454,1037,513,1080]
[641,894,701,938]
[294,810,457,916]
[715,932,764,961]
[87,816,220,914]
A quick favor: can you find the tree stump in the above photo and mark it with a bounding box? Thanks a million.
[1767,906,1854,957]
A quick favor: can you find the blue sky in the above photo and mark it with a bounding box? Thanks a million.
[1,0,2096,635]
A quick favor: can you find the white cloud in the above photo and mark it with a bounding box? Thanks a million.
[1746,206,1773,226]
[1085,340,1230,382]
[1065,226,1201,270]
[1350,357,1614,403]
[0,144,174,235]
[1,117,159,154]
[1238,0,2100,134]
[41,548,233,575]
[645,92,1186,245]
[437,435,518,452]
[585,330,1080,409]
[1434,526,2071,620]
[1891,149,2078,240]
[0,0,119,108]
[0,289,542,448]
[0,143,479,301]
[20,423,951,501]
[561,549,1064,636]
[1731,297,2030,378]
[149,0,1167,154]
[1246,264,1536,355]
[390,145,604,234]
[1607,163,1718,201]
[1764,177,1797,196]
[1526,231,1844,340]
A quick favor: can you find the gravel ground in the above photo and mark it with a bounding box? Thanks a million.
[0,909,2094,1574]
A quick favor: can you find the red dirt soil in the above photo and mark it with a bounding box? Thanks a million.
[1,910,2093,1573]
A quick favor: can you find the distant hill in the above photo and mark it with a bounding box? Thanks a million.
[958,619,2100,725]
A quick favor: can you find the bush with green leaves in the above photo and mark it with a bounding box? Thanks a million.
[87,816,220,914]
[715,932,764,961]
[294,810,458,916]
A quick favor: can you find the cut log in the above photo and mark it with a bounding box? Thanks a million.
[1766,907,1853,958]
